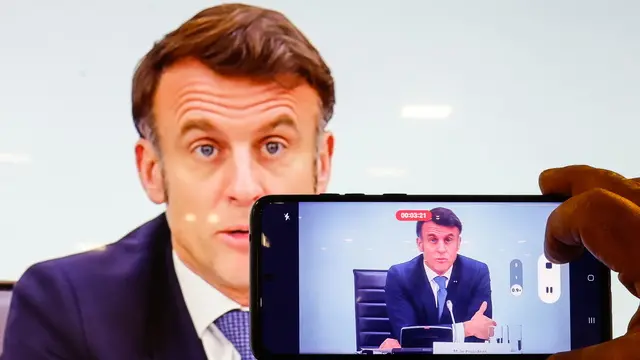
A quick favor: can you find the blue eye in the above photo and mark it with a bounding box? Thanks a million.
[264,141,283,155]
[196,144,217,158]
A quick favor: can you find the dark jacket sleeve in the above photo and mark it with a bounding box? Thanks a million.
[463,262,493,343]
[384,266,418,341]
[1,262,89,359]
[466,262,492,319]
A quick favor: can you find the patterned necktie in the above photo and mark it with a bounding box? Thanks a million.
[434,276,448,320]
[214,310,255,360]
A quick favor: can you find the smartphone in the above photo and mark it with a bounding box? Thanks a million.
[250,194,612,359]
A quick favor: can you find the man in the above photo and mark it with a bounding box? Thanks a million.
[383,207,496,347]
[2,3,334,360]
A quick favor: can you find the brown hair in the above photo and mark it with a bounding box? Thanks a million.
[131,3,335,141]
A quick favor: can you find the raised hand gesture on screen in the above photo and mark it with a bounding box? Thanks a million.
[539,165,640,360]
[463,301,496,340]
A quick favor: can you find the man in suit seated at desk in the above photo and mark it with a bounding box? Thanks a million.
[381,207,496,349]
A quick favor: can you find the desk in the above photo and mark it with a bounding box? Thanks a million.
[392,347,433,354]
[361,343,516,355]
[359,348,433,355]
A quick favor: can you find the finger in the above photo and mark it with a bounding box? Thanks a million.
[548,332,640,360]
[544,188,640,291]
[539,165,640,204]
[618,272,640,299]
[476,301,487,315]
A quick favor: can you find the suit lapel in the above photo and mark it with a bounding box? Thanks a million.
[411,255,439,324]
[442,257,462,324]
[145,215,208,360]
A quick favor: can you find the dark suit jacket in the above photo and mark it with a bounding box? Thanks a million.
[1,214,208,360]
[384,254,492,342]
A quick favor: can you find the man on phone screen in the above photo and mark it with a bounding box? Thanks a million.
[2,4,334,360]
[383,207,496,348]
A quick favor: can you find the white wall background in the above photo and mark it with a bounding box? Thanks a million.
[0,0,637,338]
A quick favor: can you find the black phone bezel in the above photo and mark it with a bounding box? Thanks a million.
[250,194,612,359]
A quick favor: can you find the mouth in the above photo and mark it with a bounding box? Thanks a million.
[219,226,250,251]
[435,258,448,262]
[225,229,249,238]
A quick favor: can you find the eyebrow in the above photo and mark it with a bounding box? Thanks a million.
[179,118,219,138]
[256,116,299,135]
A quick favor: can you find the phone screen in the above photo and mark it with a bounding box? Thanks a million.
[251,195,611,358]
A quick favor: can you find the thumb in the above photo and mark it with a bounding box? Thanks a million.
[475,301,487,316]
[548,333,640,360]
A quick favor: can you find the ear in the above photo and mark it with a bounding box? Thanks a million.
[315,131,334,193]
[135,138,166,204]
[416,237,424,252]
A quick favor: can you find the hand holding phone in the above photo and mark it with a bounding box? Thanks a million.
[540,165,640,360]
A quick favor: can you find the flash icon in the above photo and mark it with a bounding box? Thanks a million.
[284,213,290,221]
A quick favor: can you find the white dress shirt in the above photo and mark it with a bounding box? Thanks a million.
[423,263,466,343]
[173,251,249,360]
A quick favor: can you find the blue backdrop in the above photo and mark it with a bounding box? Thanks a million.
[298,201,571,354]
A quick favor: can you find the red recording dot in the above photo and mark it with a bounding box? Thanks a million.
[395,210,432,221]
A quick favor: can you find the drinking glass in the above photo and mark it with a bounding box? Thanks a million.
[489,325,506,344]
[508,325,523,353]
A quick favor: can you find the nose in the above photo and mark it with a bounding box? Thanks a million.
[436,241,447,253]
[226,151,265,206]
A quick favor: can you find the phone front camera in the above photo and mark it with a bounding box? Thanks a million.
[546,262,553,269]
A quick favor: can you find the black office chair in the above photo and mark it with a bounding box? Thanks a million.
[0,281,14,356]
[352,269,391,351]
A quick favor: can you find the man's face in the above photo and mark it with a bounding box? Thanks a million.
[417,222,461,275]
[135,59,334,303]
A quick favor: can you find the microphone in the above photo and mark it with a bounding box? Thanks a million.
[446,300,457,342]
